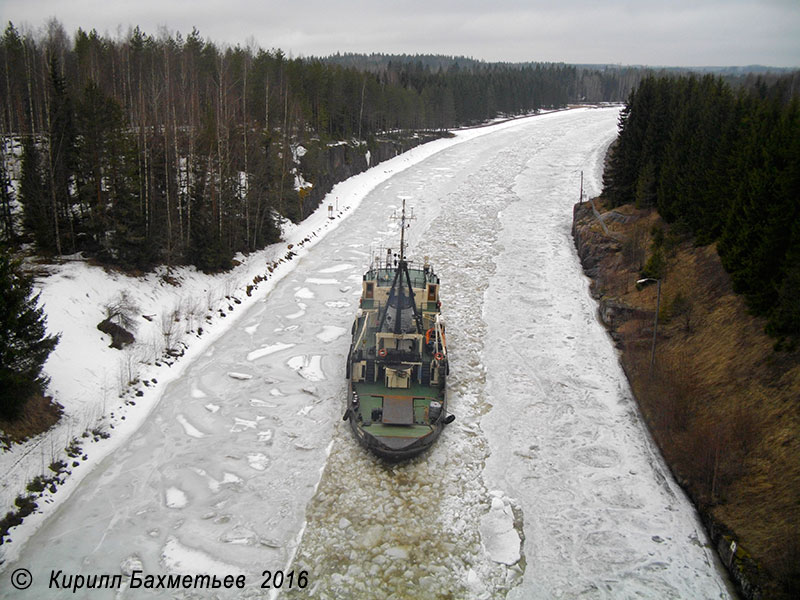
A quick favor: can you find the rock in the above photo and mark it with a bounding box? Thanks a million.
[97,317,135,349]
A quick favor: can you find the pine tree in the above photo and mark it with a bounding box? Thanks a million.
[0,247,59,418]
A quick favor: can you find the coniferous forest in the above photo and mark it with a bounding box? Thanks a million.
[0,21,637,274]
[602,74,800,343]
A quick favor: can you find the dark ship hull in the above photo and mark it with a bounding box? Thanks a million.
[345,387,447,461]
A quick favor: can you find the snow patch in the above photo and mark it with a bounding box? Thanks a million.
[176,414,205,438]
[247,453,269,471]
[230,418,257,432]
[165,487,188,509]
[205,471,243,493]
[161,536,244,576]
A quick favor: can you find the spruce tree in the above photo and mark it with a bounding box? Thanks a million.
[46,56,77,255]
[108,129,152,270]
[20,135,55,252]
[0,146,14,243]
[769,219,800,346]
[0,248,59,419]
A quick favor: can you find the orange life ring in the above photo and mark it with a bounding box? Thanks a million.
[378,348,387,358]
[434,352,444,362]
[426,328,446,347]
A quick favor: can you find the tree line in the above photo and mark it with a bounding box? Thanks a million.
[324,53,639,119]
[0,21,638,273]
[602,73,800,344]
[0,20,638,420]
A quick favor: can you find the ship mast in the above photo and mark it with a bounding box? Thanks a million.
[377,198,422,335]
[396,198,412,263]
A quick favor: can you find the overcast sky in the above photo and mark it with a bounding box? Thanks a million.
[1,0,798,67]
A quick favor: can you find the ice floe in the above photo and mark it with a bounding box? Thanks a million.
[286,354,325,381]
[176,414,205,438]
[316,325,347,343]
[165,487,188,509]
[246,342,295,361]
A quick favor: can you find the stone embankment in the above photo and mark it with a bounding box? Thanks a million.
[298,132,448,216]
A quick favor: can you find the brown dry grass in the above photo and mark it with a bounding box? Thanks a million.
[0,395,62,447]
[585,202,800,599]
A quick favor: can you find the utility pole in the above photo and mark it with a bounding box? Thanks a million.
[637,277,662,372]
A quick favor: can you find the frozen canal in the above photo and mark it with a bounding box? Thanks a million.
[0,108,731,599]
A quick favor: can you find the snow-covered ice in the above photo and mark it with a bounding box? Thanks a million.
[317,263,355,274]
[176,414,205,438]
[227,371,253,380]
[245,342,295,361]
[480,495,521,566]
[161,536,245,576]
[246,453,269,471]
[316,325,347,343]
[286,354,326,382]
[0,108,733,599]
[165,487,188,509]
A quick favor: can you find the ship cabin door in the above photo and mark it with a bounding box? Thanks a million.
[385,367,411,389]
[426,283,438,303]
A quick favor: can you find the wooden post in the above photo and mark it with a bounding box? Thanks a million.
[650,278,661,372]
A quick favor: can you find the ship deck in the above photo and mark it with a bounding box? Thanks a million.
[352,380,443,438]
